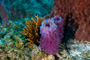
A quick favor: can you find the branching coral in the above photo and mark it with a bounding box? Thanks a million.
[22,15,44,48]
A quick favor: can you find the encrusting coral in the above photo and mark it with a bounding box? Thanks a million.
[22,15,44,48]
[0,38,31,60]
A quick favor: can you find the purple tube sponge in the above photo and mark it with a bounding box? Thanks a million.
[52,15,64,42]
[40,16,64,54]
[40,19,59,54]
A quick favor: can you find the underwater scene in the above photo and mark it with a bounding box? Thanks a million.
[0,0,90,60]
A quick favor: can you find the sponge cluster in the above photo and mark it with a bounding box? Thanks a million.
[40,15,64,54]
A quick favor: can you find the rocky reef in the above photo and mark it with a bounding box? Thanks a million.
[66,39,90,60]
[0,0,90,60]
[0,17,90,60]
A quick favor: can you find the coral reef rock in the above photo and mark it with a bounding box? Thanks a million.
[66,39,90,60]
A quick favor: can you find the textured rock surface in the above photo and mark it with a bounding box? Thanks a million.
[66,39,90,60]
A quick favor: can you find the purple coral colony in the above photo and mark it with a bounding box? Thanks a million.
[40,15,64,54]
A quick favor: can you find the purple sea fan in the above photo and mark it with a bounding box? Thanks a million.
[51,15,64,42]
[0,0,9,26]
[40,19,60,54]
